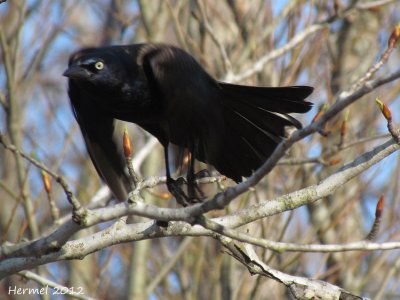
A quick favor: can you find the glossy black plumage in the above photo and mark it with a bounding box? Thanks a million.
[64,44,313,203]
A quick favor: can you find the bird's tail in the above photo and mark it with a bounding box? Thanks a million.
[214,83,313,181]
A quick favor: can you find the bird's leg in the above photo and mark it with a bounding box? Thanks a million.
[164,146,189,206]
[186,147,205,203]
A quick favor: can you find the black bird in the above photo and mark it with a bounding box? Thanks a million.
[63,44,313,205]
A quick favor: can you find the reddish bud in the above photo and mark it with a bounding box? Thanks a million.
[333,0,340,12]
[340,111,349,140]
[375,98,392,121]
[366,195,385,240]
[123,127,132,158]
[312,103,328,123]
[41,170,52,194]
[161,192,173,200]
[375,195,384,219]
[329,158,341,166]
[388,24,400,48]
[340,119,347,138]
[312,111,322,123]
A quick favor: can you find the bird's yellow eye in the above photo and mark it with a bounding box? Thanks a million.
[95,61,104,70]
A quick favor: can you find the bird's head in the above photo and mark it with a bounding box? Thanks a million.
[63,47,127,90]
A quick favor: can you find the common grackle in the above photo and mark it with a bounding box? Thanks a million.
[63,44,313,205]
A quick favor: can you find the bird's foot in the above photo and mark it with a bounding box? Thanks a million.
[186,169,208,203]
[166,175,206,206]
[187,183,204,204]
[167,177,190,206]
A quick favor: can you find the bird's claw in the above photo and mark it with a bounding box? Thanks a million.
[167,177,189,206]
[187,169,208,203]
[166,176,205,206]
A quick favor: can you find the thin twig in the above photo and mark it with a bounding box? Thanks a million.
[0,132,85,221]
[193,0,233,76]
[146,237,193,296]
[278,133,391,166]
[356,0,396,10]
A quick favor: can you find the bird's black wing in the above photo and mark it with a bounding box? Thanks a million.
[68,80,130,201]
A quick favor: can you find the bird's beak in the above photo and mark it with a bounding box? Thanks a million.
[63,65,90,80]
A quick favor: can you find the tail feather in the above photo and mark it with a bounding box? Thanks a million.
[224,108,280,157]
[223,97,303,137]
[214,133,264,181]
[218,108,282,181]
[218,82,313,113]
[209,84,313,181]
